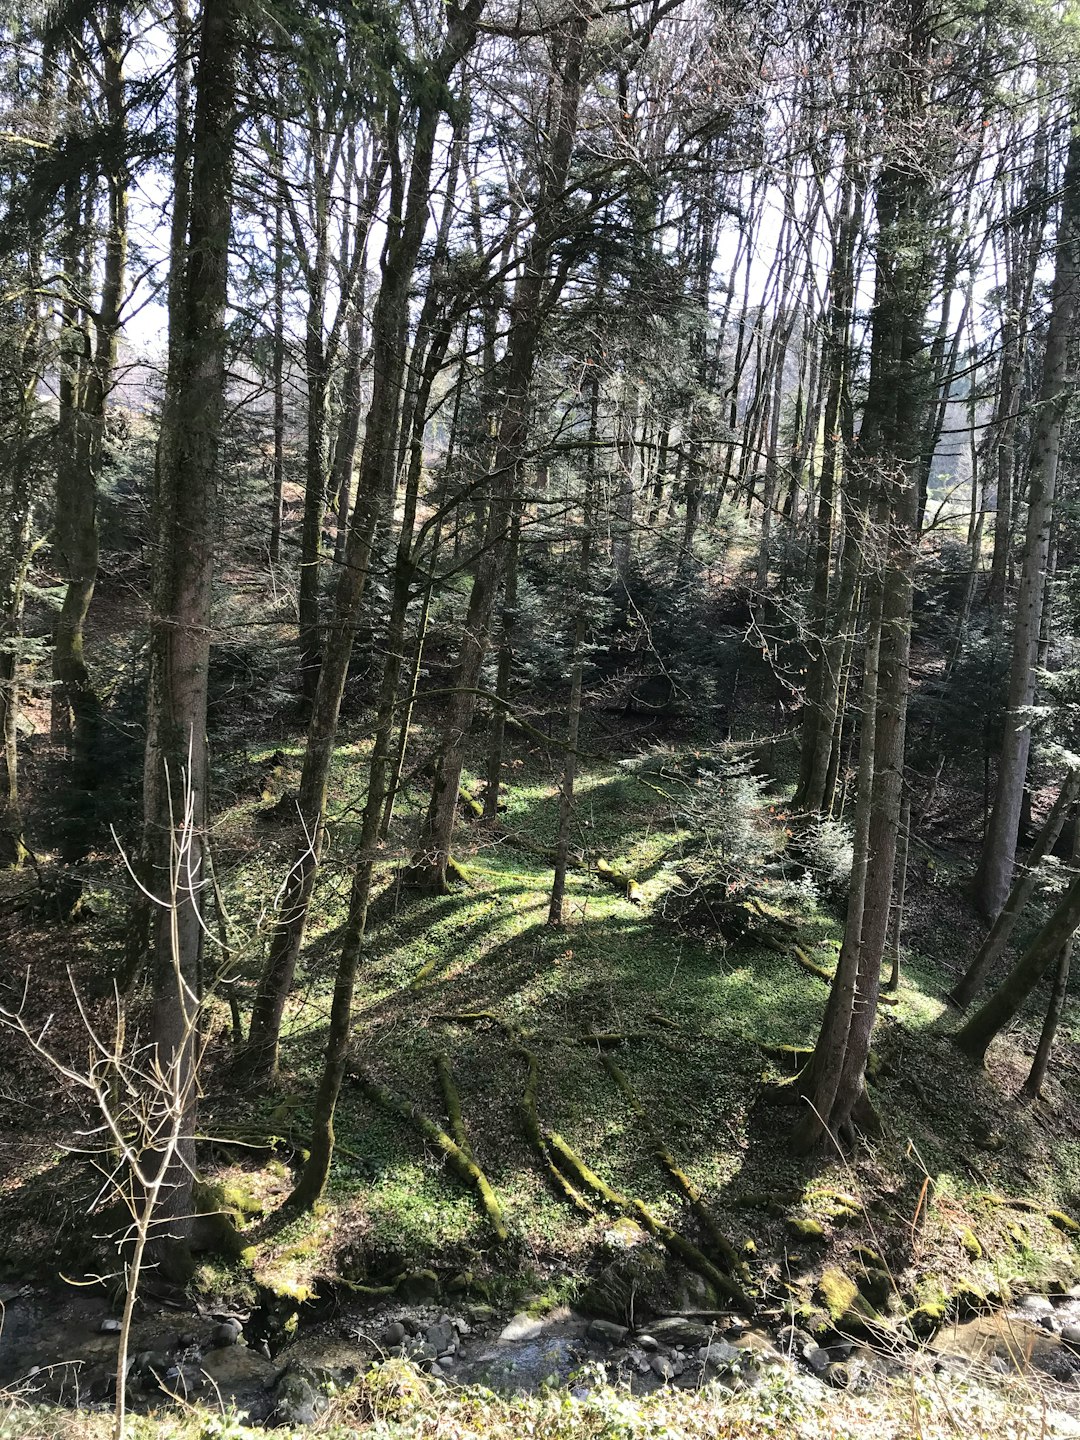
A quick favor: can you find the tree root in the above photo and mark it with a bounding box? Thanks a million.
[518,1048,595,1214]
[352,1068,508,1243]
[599,1054,749,1281]
[543,1126,751,1312]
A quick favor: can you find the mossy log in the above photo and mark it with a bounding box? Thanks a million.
[352,1069,508,1243]
[459,787,485,820]
[595,857,643,903]
[600,1054,748,1280]
[436,1052,475,1162]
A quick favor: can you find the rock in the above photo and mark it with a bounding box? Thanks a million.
[270,1367,328,1427]
[650,1353,675,1381]
[429,1361,448,1380]
[382,1321,407,1348]
[583,1245,667,1325]
[426,1322,457,1355]
[826,1360,854,1389]
[805,1346,831,1377]
[588,1319,629,1345]
[698,1340,741,1373]
[177,1331,199,1349]
[198,1344,279,1406]
[98,1318,122,1335]
[775,1325,814,1354]
[1061,1324,1080,1348]
[636,1333,658,1351]
[499,1313,545,1343]
[648,1316,717,1347]
[960,1229,982,1259]
[213,1319,243,1347]
[628,1347,651,1373]
[397,1269,440,1302]
[1018,1294,1054,1317]
[787,1218,826,1242]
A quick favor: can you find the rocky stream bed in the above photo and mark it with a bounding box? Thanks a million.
[6,1279,1080,1430]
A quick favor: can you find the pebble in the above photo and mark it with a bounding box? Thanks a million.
[1062,1324,1080,1348]
[383,1321,407,1347]
[635,1333,658,1351]
[98,1319,122,1335]
[212,1320,242,1348]
[650,1354,675,1381]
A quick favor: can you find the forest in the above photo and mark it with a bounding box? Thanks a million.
[8,0,1080,1434]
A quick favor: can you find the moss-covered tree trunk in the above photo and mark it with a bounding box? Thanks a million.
[950,766,1079,1008]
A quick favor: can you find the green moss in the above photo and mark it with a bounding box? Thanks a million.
[817,1268,858,1321]
[787,1218,825,1241]
[907,1300,946,1339]
[960,1228,982,1259]
[1048,1210,1080,1235]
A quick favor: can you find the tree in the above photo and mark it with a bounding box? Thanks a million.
[140,0,238,1268]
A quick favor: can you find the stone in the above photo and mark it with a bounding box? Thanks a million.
[650,1353,675,1381]
[213,1319,243,1347]
[1018,1294,1054,1317]
[499,1313,544,1343]
[698,1340,741,1373]
[426,1322,457,1355]
[198,1344,279,1401]
[1061,1324,1080,1348]
[383,1321,407,1348]
[429,1361,448,1380]
[628,1347,651,1373]
[826,1361,854,1389]
[98,1318,122,1335]
[271,1368,328,1427]
[635,1333,658,1351]
[775,1325,813,1354]
[588,1319,629,1345]
[397,1269,440,1302]
[648,1316,716,1347]
[805,1346,831,1376]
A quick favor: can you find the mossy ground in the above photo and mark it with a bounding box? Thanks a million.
[4,713,1080,1338]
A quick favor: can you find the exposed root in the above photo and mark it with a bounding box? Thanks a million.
[600,1054,749,1281]
[352,1068,508,1243]
[518,1047,594,1214]
[543,1126,751,1312]
[793,946,898,1006]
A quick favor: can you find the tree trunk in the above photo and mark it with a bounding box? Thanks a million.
[974,119,1080,919]
[954,869,1080,1065]
[243,2,485,1077]
[950,766,1079,1008]
[142,0,237,1273]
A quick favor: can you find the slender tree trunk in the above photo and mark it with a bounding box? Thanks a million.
[951,767,1080,1007]
[974,120,1080,919]
[955,870,1080,1064]
[243,1,484,1076]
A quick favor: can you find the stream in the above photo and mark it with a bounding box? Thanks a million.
[4,1280,1080,1428]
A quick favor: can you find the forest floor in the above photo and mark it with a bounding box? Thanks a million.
[6,700,1080,1438]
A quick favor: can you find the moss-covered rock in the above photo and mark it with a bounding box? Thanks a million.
[817,1269,858,1322]
[1049,1210,1080,1235]
[787,1218,826,1242]
[960,1228,982,1259]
